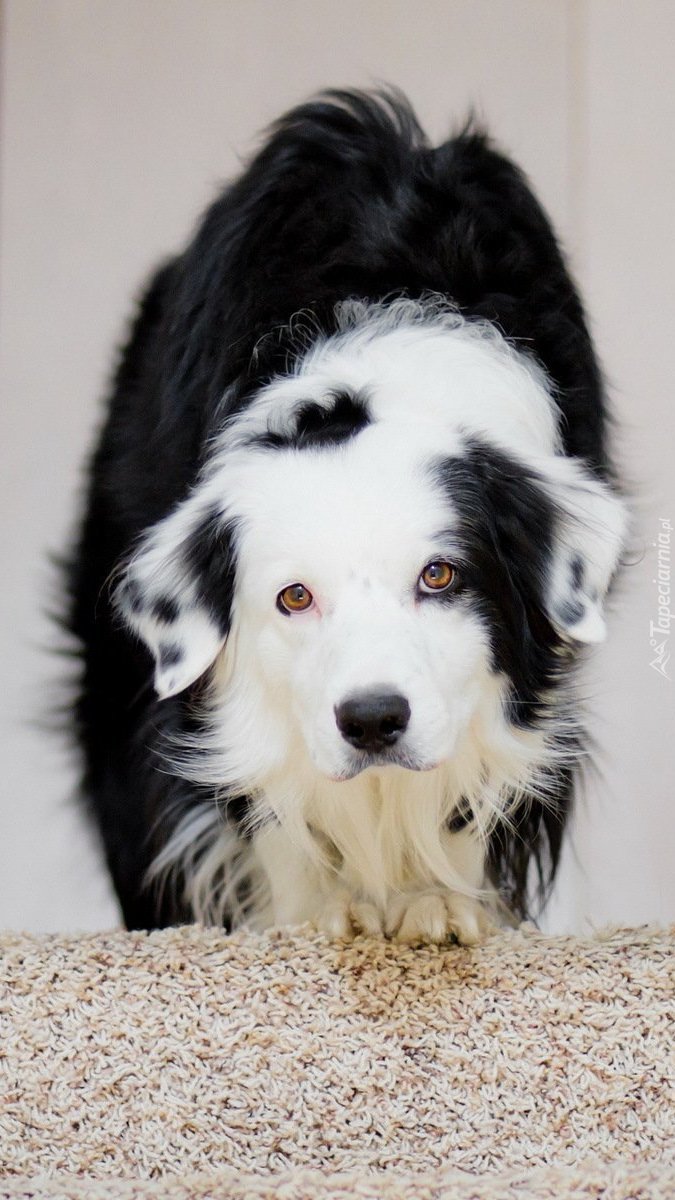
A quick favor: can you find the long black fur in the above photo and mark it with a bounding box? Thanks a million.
[67,89,610,928]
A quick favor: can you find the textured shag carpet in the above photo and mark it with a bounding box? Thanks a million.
[0,924,673,1199]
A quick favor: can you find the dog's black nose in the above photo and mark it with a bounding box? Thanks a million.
[335,691,411,753]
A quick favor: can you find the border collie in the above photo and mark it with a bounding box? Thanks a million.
[67,90,626,943]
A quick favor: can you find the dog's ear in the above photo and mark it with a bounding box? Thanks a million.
[540,458,628,644]
[114,501,236,699]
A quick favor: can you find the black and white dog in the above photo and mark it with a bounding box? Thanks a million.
[68,91,626,943]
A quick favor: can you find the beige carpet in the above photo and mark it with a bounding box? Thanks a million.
[1,924,673,1198]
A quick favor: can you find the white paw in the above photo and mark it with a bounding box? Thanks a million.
[313,887,384,939]
[384,889,496,946]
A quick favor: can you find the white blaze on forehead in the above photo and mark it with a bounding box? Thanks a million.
[222,299,561,461]
[303,330,558,459]
[221,424,462,605]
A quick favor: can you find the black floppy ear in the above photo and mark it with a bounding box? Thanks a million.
[540,458,628,644]
[115,500,236,699]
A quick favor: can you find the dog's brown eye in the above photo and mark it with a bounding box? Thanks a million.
[419,561,457,594]
[277,583,314,614]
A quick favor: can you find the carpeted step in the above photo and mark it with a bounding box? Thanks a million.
[1,924,673,1197]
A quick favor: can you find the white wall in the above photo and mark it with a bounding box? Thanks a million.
[0,0,672,932]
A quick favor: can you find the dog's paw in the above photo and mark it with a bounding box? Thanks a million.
[313,887,384,939]
[384,889,496,946]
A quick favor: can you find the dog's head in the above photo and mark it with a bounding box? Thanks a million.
[115,302,627,789]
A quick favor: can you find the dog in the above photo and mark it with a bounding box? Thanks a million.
[67,90,626,943]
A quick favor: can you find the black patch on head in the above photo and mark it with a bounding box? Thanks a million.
[257,389,370,450]
[436,436,578,920]
[436,436,567,729]
[183,506,237,638]
[151,595,181,625]
[158,642,183,669]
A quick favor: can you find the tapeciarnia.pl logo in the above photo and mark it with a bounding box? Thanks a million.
[649,517,672,680]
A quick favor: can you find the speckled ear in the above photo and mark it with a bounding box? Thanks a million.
[115,500,236,699]
[542,460,627,644]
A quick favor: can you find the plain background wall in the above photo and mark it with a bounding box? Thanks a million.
[0,0,673,933]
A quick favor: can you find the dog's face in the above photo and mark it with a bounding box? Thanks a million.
[221,421,492,781]
[117,304,627,790]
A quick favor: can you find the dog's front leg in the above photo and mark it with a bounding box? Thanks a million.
[383,826,498,945]
[253,822,384,936]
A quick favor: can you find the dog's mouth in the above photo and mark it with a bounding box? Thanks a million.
[329,747,440,783]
